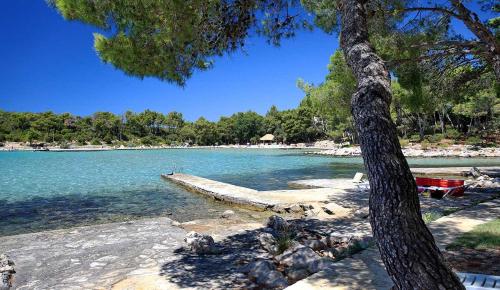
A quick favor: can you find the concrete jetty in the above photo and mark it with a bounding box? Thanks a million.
[162,173,357,211]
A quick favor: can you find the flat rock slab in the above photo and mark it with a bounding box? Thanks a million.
[0,218,186,289]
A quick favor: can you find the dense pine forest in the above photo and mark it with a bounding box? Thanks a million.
[1,51,498,147]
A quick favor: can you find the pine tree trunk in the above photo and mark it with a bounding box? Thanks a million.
[339,0,464,288]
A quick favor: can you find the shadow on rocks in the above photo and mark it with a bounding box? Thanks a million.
[159,217,372,289]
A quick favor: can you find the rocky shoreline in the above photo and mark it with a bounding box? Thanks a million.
[310,144,500,158]
[2,141,498,158]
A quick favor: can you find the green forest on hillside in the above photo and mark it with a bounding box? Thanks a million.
[1,51,498,147]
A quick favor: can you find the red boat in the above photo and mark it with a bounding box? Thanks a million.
[415,177,465,198]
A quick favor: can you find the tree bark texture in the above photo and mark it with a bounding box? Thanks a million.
[339,0,465,289]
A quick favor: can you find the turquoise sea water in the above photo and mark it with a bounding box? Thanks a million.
[1,148,499,236]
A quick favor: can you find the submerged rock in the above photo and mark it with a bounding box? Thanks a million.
[0,254,15,290]
[184,232,217,254]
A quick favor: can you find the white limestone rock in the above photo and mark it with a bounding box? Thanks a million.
[277,247,321,270]
[184,231,217,254]
[286,268,310,282]
[220,210,236,219]
[0,254,15,290]
[257,232,278,254]
[267,215,289,232]
[302,239,327,251]
[256,270,289,289]
[307,257,335,273]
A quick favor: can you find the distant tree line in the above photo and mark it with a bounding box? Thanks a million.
[0,106,323,146]
[1,50,498,147]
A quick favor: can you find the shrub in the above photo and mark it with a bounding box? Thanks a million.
[76,139,87,146]
[59,142,71,149]
[465,136,482,146]
[421,140,430,150]
[141,136,161,146]
[409,134,421,142]
[445,128,461,140]
[276,234,294,254]
[103,136,113,144]
[427,134,443,143]
[399,138,409,148]
[422,212,442,224]
[91,139,102,146]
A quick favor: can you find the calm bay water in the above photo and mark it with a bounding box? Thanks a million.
[1,148,499,236]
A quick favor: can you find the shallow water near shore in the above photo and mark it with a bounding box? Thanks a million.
[1,148,499,236]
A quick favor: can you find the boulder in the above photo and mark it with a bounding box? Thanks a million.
[257,232,278,254]
[328,232,351,244]
[184,232,217,254]
[286,268,310,282]
[353,207,369,219]
[303,209,319,218]
[242,259,276,278]
[286,204,304,214]
[242,259,289,288]
[256,270,289,289]
[220,210,236,219]
[0,254,15,290]
[467,167,482,178]
[275,241,306,259]
[278,247,320,269]
[302,239,327,251]
[267,215,289,232]
[307,258,335,273]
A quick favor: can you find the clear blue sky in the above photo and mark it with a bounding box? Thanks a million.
[0,1,338,121]
[0,1,488,121]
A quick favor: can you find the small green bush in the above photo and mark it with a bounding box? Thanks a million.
[465,136,482,146]
[445,128,461,140]
[422,212,442,224]
[427,134,443,143]
[399,138,409,148]
[421,140,430,150]
[59,142,70,149]
[409,134,421,142]
[91,139,102,146]
[276,234,294,254]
